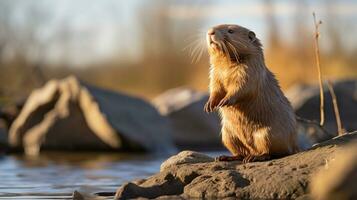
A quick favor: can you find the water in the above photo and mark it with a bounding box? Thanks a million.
[0,152,167,199]
[0,151,228,199]
[0,151,227,199]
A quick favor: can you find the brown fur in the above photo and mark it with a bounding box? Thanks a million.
[204,24,299,162]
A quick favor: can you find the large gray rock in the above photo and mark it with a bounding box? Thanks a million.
[9,76,175,155]
[115,132,357,199]
[153,88,223,150]
[286,80,357,134]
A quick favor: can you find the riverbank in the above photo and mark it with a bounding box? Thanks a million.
[114,132,357,199]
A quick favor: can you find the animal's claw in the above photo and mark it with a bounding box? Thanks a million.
[215,155,242,162]
[218,97,230,107]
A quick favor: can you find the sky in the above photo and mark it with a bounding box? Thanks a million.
[4,0,357,67]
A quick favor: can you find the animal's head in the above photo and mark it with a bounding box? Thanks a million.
[206,24,262,64]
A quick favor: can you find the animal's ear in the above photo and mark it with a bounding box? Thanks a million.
[248,31,256,42]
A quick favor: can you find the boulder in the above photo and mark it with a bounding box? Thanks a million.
[152,87,223,150]
[311,144,357,200]
[286,80,357,134]
[115,132,357,199]
[9,76,175,155]
[296,118,333,150]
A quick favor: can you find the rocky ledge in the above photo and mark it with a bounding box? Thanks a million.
[115,132,357,200]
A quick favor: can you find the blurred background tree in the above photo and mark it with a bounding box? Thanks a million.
[0,0,356,104]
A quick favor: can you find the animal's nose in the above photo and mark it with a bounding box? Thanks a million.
[208,28,215,35]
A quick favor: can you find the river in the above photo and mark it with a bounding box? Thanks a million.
[0,151,225,199]
[0,152,166,199]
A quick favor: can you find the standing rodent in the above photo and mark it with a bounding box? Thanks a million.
[204,24,299,162]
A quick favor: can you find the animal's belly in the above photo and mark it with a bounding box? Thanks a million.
[220,109,255,147]
[219,108,294,155]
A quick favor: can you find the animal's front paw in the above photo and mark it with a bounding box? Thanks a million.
[215,155,242,162]
[242,154,270,163]
[204,98,220,113]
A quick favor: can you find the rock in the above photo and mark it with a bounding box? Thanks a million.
[115,132,357,199]
[152,87,223,150]
[0,102,23,129]
[0,127,7,152]
[72,189,112,200]
[9,76,175,155]
[72,191,85,200]
[311,143,357,200]
[296,118,333,150]
[286,80,357,135]
[0,116,8,152]
[160,151,214,172]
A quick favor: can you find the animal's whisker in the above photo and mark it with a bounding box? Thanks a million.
[228,38,247,48]
[226,41,240,62]
[190,39,206,63]
[193,43,202,63]
[183,39,205,63]
[191,44,201,62]
[196,42,206,63]
[219,41,230,63]
[198,39,208,62]
[183,38,203,52]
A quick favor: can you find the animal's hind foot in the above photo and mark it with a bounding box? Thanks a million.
[215,155,243,162]
[243,154,270,163]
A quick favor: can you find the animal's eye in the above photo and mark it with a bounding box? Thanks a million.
[228,29,234,34]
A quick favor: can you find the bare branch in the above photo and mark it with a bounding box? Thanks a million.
[312,12,325,126]
[326,80,344,135]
